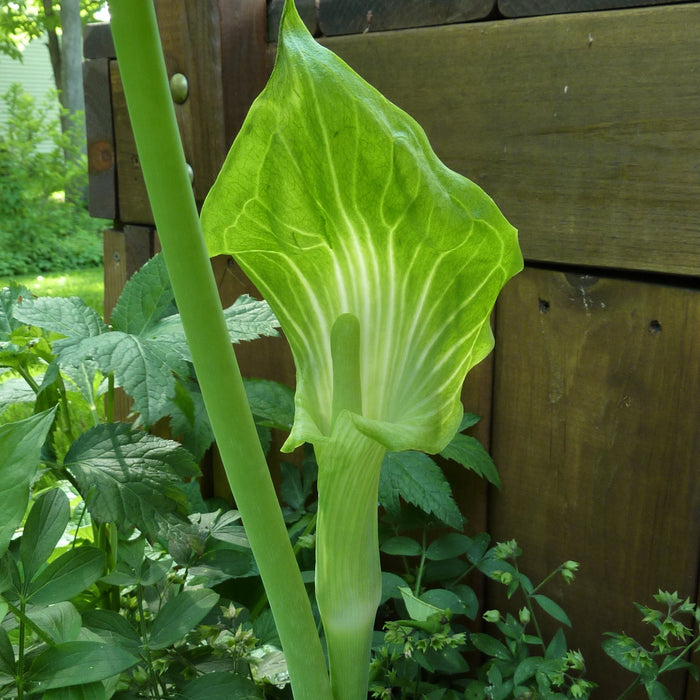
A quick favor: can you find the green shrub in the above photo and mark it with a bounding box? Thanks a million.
[0,84,105,276]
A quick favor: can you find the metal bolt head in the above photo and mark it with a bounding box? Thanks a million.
[169,73,189,103]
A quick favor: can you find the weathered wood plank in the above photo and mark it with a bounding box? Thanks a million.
[499,0,694,18]
[83,57,116,219]
[321,4,700,276]
[83,21,115,60]
[317,0,495,36]
[489,267,700,697]
[267,0,317,41]
[219,0,268,145]
[110,0,227,225]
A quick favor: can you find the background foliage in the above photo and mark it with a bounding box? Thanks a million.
[0,84,105,276]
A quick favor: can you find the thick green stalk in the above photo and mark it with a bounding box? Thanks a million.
[315,314,385,699]
[106,2,331,697]
[315,420,385,700]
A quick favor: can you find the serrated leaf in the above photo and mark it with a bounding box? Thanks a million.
[0,407,57,558]
[0,376,37,413]
[1,284,31,339]
[148,588,219,650]
[532,594,571,627]
[440,433,500,488]
[109,253,176,334]
[55,331,189,427]
[63,423,200,539]
[13,296,108,339]
[243,378,294,430]
[379,451,463,530]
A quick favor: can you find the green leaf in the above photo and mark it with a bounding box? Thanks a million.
[469,633,512,661]
[532,594,571,627]
[0,625,16,676]
[545,628,568,661]
[380,536,422,557]
[420,588,467,616]
[513,656,545,686]
[0,376,37,413]
[645,680,674,700]
[41,682,106,700]
[20,488,70,585]
[26,546,106,605]
[63,423,199,539]
[243,378,295,430]
[15,256,277,428]
[439,433,500,488]
[379,451,463,529]
[398,586,443,623]
[0,406,57,558]
[148,588,219,650]
[82,609,140,654]
[425,533,473,561]
[201,0,522,455]
[178,671,263,700]
[13,296,108,340]
[109,252,177,333]
[28,642,137,692]
[26,601,82,644]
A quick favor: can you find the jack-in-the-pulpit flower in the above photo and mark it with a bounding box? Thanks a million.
[201,1,523,697]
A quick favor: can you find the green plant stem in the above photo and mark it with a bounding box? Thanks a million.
[137,588,162,700]
[106,2,331,698]
[413,529,428,597]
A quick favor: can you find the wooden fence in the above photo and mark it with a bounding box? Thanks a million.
[83,1,700,696]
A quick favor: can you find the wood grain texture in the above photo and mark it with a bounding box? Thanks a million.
[83,57,116,219]
[499,0,694,18]
[317,0,495,36]
[321,4,700,276]
[219,0,268,145]
[489,267,700,697]
[110,0,227,224]
[82,21,114,60]
[267,0,317,41]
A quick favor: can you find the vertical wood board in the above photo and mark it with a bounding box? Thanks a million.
[489,267,700,697]
[321,4,700,276]
[83,57,116,219]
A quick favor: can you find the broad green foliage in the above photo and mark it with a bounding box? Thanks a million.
[13,253,279,433]
[202,0,523,456]
[0,407,56,557]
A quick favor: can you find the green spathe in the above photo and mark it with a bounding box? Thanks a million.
[201,0,523,455]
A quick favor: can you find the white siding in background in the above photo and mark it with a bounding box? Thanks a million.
[0,35,60,151]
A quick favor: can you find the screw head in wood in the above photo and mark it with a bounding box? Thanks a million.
[169,73,189,103]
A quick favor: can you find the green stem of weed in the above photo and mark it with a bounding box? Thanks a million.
[106,3,331,698]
